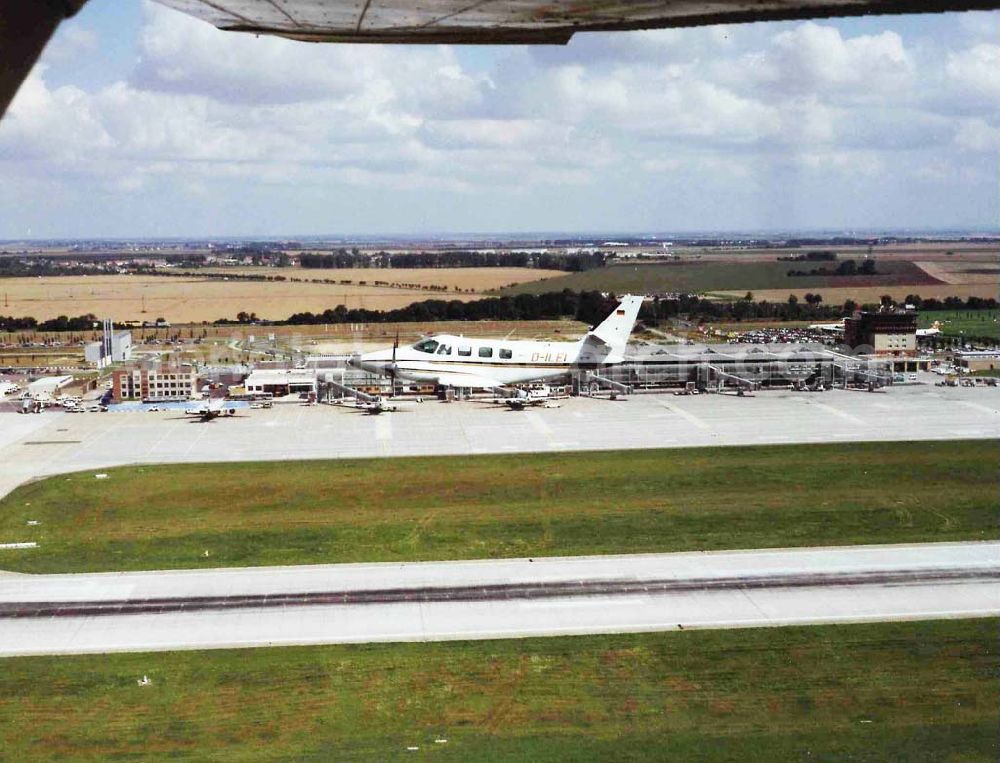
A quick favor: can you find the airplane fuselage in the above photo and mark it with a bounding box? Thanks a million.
[359,335,598,386]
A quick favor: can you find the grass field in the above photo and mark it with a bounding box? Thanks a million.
[920,309,1000,339]
[0,269,560,324]
[1,441,995,574]
[504,260,944,297]
[721,283,1000,305]
[0,619,995,761]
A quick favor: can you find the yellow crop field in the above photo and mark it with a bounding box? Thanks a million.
[0,268,561,323]
[172,266,563,292]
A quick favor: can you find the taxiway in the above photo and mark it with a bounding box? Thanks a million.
[1,383,998,501]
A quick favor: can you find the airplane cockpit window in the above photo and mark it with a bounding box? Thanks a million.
[436,344,452,355]
[413,339,439,354]
[458,347,472,356]
[479,347,493,358]
[499,349,513,360]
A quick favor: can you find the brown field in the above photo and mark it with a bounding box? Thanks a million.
[168,266,563,292]
[914,260,1000,285]
[718,283,999,304]
[0,269,561,324]
[607,243,999,263]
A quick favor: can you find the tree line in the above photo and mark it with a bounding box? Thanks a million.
[298,250,608,272]
[787,259,878,277]
[4,293,996,334]
[273,291,997,327]
[0,314,98,332]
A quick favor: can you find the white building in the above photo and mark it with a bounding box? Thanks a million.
[84,320,132,368]
[244,368,317,397]
[27,375,74,399]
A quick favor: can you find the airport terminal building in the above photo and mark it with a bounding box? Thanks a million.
[243,368,318,397]
[113,365,198,402]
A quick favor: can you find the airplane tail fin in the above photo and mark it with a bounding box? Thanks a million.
[584,294,643,364]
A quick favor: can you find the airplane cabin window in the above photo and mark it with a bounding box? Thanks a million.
[458,346,472,356]
[499,349,513,359]
[479,347,493,358]
[414,339,439,354]
[436,344,452,355]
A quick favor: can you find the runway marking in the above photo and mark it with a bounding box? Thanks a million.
[654,400,710,430]
[957,401,1000,415]
[375,416,392,455]
[525,412,552,437]
[11,567,993,618]
[810,401,867,427]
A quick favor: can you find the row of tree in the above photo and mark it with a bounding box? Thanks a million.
[275,291,998,327]
[787,259,878,277]
[298,250,608,272]
[4,293,997,334]
[0,314,99,332]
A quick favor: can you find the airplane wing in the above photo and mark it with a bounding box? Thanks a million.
[432,371,505,390]
[152,0,1000,44]
[4,0,998,118]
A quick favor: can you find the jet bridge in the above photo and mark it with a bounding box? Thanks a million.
[820,349,894,389]
[695,364,759,393]
[572,371,632,397]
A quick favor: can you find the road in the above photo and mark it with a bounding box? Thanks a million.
[1,542,997,656]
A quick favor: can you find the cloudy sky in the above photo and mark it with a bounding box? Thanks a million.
[1,1,998,238]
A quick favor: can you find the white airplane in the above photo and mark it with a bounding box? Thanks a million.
[498,385,563,411]
[333,394,421,415]
[184,398,238,421]
[353,295,644,391]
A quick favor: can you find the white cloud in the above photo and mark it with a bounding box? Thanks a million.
[946,44,1000,102]
[764,23,915,101]
[954,118,1000,152]
[0,8,997,236]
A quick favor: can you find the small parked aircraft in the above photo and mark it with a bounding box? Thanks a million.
[502,387,563,411]
[184,398,238,421]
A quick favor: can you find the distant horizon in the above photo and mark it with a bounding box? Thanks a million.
[2,227,999,246]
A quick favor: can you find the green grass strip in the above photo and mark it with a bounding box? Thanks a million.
[0,619,996,761]
[0,440,996,573]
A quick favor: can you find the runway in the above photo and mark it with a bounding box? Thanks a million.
[1,542,997,656]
